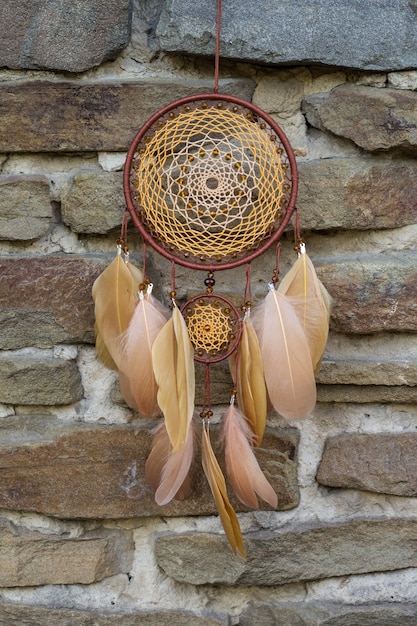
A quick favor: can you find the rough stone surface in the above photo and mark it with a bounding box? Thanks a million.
[0,519,133,586]
[61,170,125,234]
[157,0,417,71]
[0,603,228,626]
[239,602,417,626]
[303,85,417,153]
[0,417,298,519]
[317,433,417,496]
[297,157,417,231]
[0,357,83,405]
[317,384,417,404]
[155,518,417,586]
[0,255,107,349]
[316,252,417,334]
[0,79,255,152]
[0,0,132,73]
[0,175,52,241]
[316,358,417,387]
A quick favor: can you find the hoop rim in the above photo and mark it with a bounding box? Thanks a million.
[123,93,298,271]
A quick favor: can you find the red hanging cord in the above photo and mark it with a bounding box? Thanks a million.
[214,0,222,93]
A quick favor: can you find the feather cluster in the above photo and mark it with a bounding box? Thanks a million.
[252,246,331,420]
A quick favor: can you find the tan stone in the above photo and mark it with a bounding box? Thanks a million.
[303,85,417,153]
[0,175,51,240]
[316,358,417,386]
[0,603,228,626]
[298,157,417,231]
[317,433,417,496]
[0,416,299,519]
[0,357,83,405]
[155,518,417,586]
[0,519,133,586]
[0,255,107,349]
[240,602,417,626]
[61,169,125,234]
[317,385,417,404]
[316,252,417,333]
[0,79,255,152]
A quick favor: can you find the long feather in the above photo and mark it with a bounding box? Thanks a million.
[230,314,267,446]
[201,426,245,558]
[252,286,316,420]
[278,246,331,373]
[223,402,277,509]
[92,253,140,370]
[145,423,192,503]
[152,305,195,450]
[121,289,169,417]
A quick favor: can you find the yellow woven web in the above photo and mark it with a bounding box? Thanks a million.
[130,103,288,261]
[184,297,239,360]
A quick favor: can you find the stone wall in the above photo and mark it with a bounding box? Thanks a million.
[0,0,416,624]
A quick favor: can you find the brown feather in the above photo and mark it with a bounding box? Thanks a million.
[278,248,331,373]
[145,423,192,503]
[252,287,316,420]
[223,402,277,509]
[121,290,169,417]
[152,305,195,450]
[92,254,140,370]
[201,426,245,558]
[231,314,267,446]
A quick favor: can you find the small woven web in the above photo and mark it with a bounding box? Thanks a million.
[183,296,240,362]
[130,102,289,262]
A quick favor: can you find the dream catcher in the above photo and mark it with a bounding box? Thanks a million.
[92,0,331,558]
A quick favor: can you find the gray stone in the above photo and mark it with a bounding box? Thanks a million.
[155,518,417,585]
[0,416,298,519]
[0,79,255,152]
[0,255,107,349]
[317,433,417,496]
[157,0,417,71]
[61,169,124,234]
[303,85,417,153]
[297,158,417,231]
[0,603,228,626]
[0,175,52,241]
[239,602,417,626]
[316,358,417,386]
[0,519,133,586]
[317,385,417,404]
[0,0,132,73]
[0,357,83,405]
[316,252,417,334]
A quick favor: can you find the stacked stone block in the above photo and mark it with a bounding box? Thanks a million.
[0,0,416,623]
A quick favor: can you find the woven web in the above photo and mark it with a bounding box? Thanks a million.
[130,101,291,264]
[182,295,240,362]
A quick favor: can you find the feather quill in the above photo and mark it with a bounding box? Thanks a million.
[223,401,277,509]
[152,305,195,450]
[201,426,245,558]
[92,254,141,370]
[145,423,192,503]
[230,313,267,446]
[278,246,331,373]
[252,286,316,420]
[121,288,169,417]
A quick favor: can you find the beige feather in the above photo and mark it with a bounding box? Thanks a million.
[278,247,331,373]
[252,286,316,420]
[201,426,245,558]
[92,253,140,370]
[230,314,267,446]
[223,402,277,509]
[145,423,192,503]
[152,305,195,450]
[121,289,169,417]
